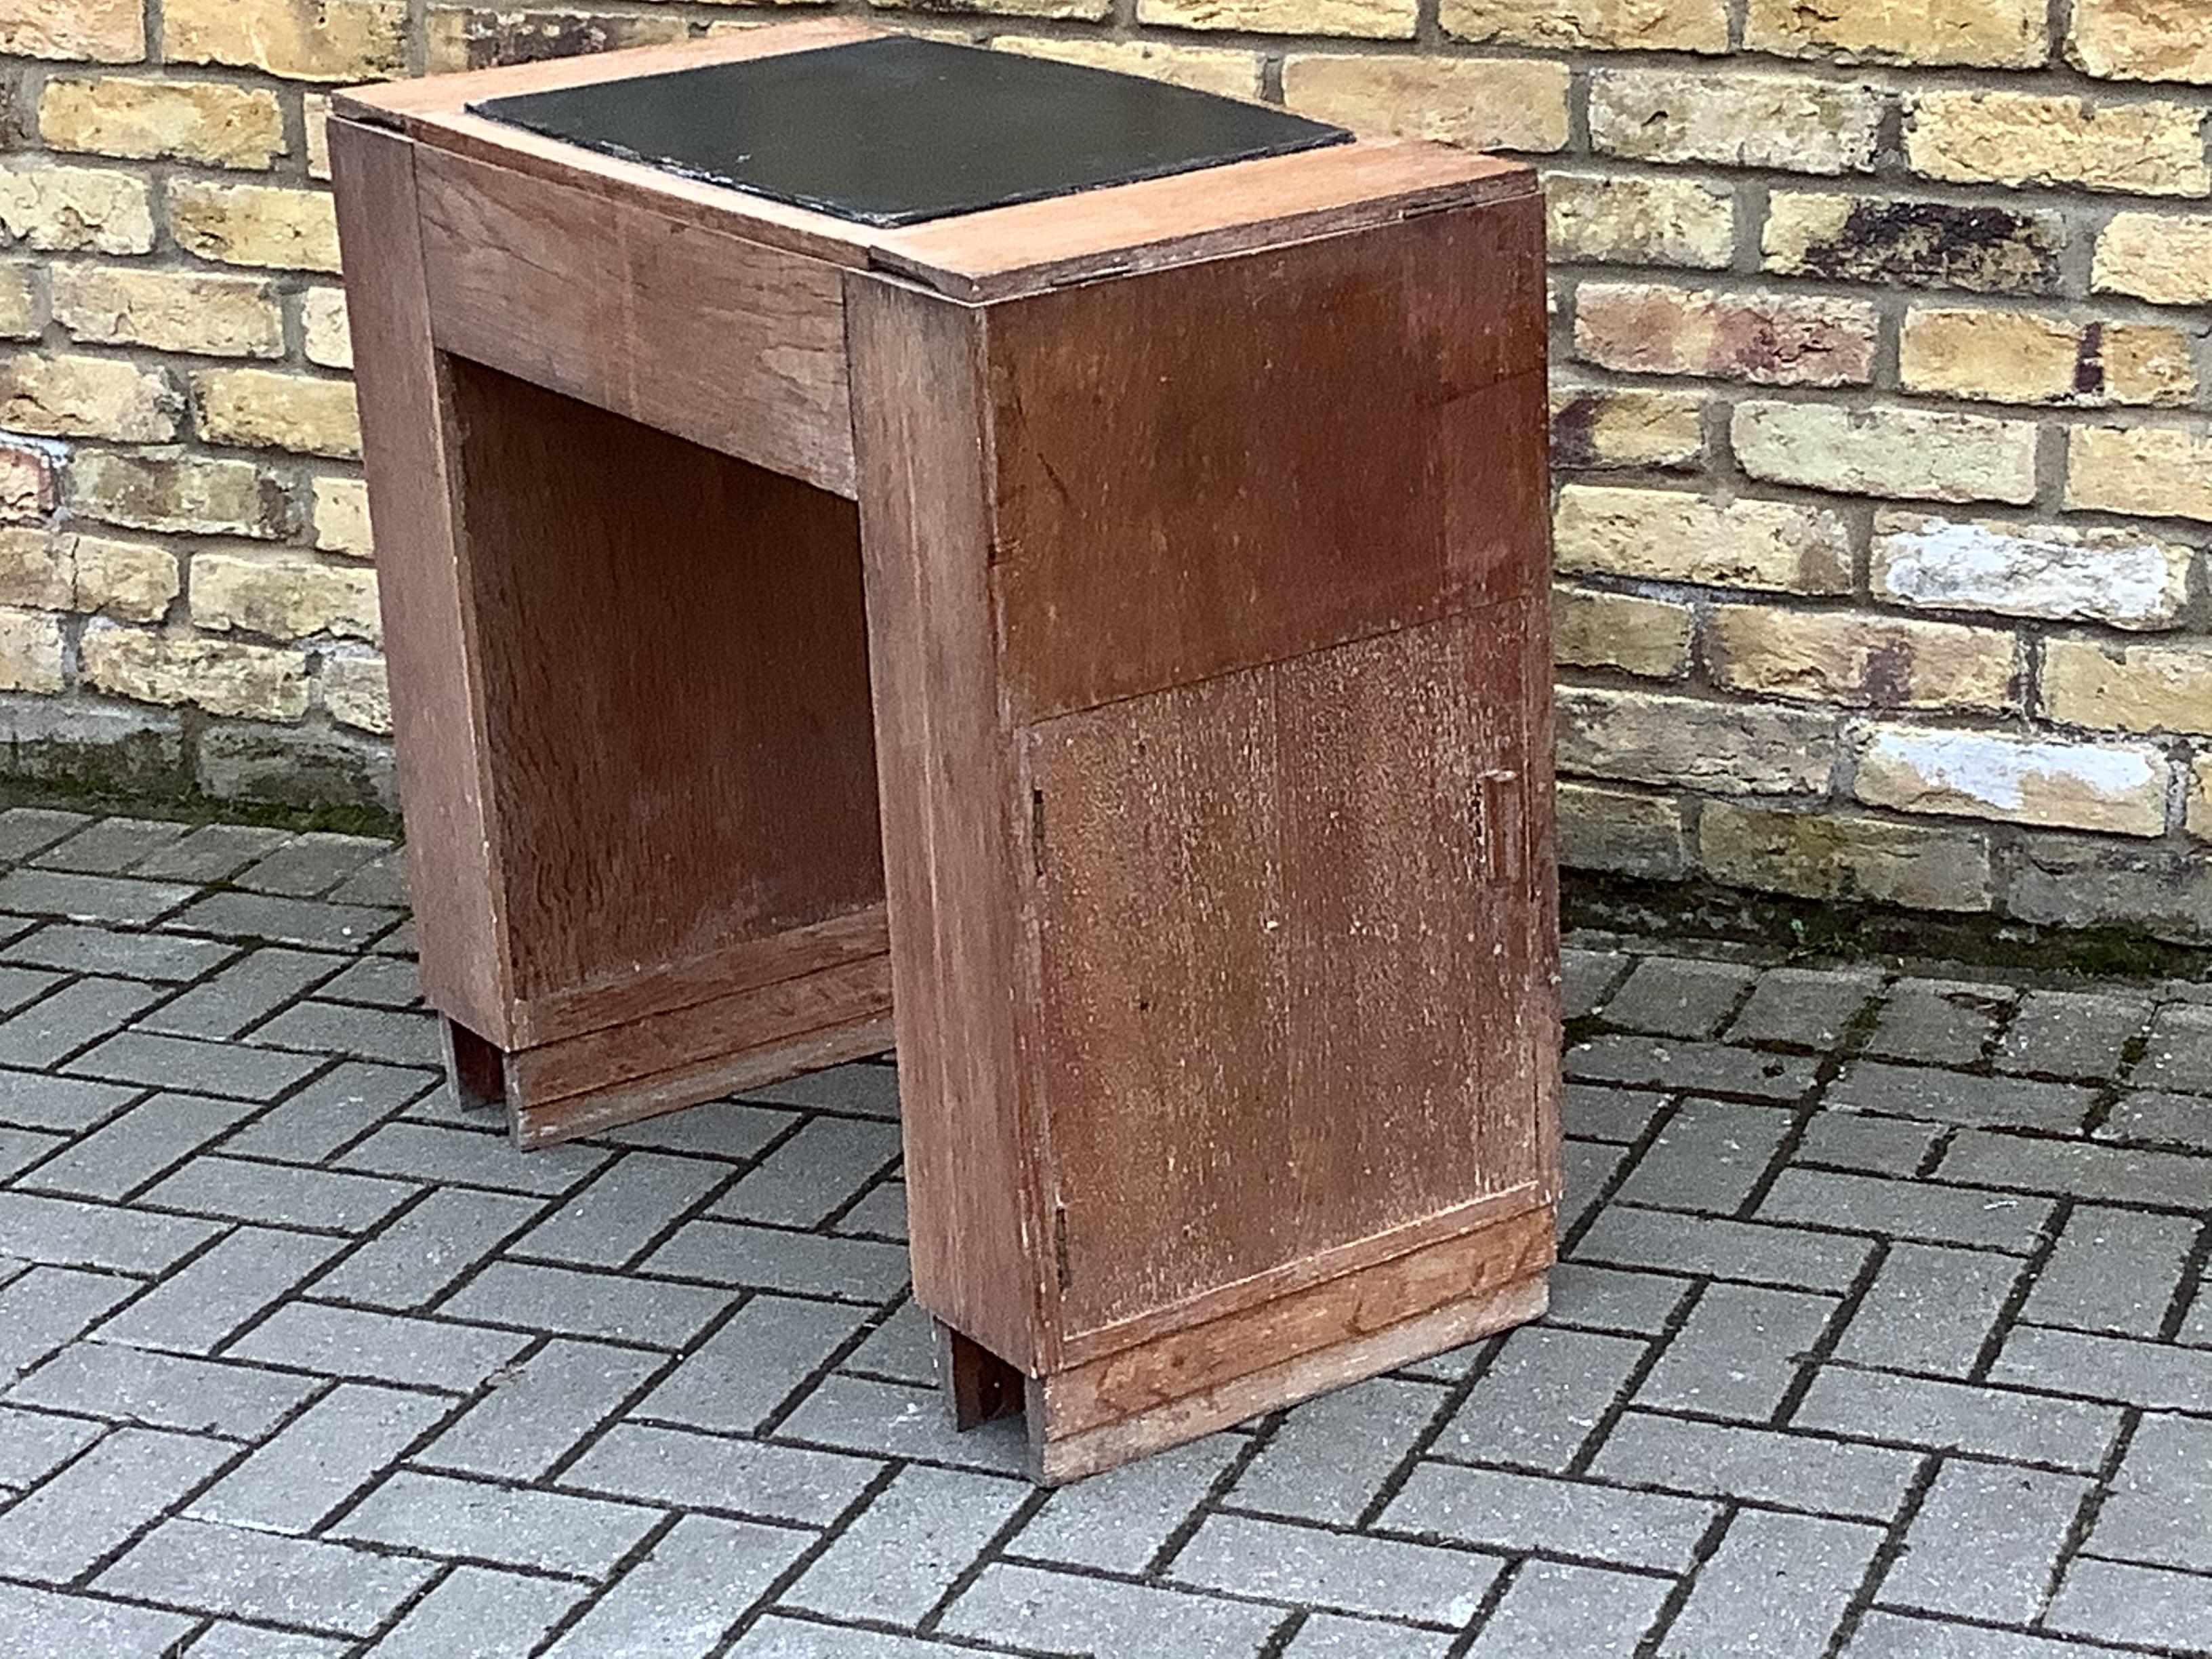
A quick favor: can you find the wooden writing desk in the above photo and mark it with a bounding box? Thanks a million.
[331,22,1559,1481]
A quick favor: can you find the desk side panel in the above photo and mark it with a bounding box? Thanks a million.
[329,119,510,1037]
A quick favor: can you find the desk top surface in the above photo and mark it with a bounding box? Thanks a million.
[470,37,1350,229]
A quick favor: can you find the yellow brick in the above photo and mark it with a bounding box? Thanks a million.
[165,0,407,82]
[322,652,391,734]
[1733,401,2039,505]
[2044,637,2212,735]
[991,37,1258,97]
[50,266,285,359]
[310,476,373,558]
[169,181,341,274]
[2066,424,2212,523]
[1574,283,1877,387]
[1589,69,1882,173]
[304,95,333,182]
[1708,605,2016,711]
[1545,173,1734,268]
[1746,0,2044,67]
[1872,512,2193,630]
[1558,687,1841,794]
[80,625,309,720]
[0,525,178,620]
[39,77,287,171]
[2070,0,2212,85]
[1554,484,1851,593]
[2093,213,2212,306]
[1855,723,2168,836]
[0,351,178,443]
[1899,308,2078,403]
[2190,755,2212,840]
[2104,323,2196,406]
[424,7,687,73]
[1139,0,1414,36]
[1763,190,2064,295]
[0,527,66,610]
[192,369,362,460]
[302,289,352,371]
[1698,800,1992,910]
[883,0,1108,22]
[0,264,38,339]
[0,443,57,520]
[1443,0,1724,50]
[1558,781,1689,879]
[0,0,143,63]
[1282,56,1570,151]
[1551,385,1706,471]
[192,551,380,642]
[0,607,64,693]
[1906,90,2209,196]
[0,160,155,255]
[1552,585,1694,678]
[67,451,290,539]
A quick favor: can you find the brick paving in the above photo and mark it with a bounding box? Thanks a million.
[0,805,2204,1658]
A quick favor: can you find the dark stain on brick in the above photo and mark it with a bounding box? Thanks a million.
[1860,638,1914,707]
[460,12,680,72]
[2076,321,2106,398]
[1552,392,1603,470]
[1788,200,2064,296]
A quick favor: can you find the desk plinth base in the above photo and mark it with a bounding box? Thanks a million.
[934,1203,1554,1485]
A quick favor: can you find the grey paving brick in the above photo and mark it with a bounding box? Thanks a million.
[1940,1128,2211,1209]
[594,1099,796,1160]
[0,975,163,1068]
[634,1294,868,1436]
[1759,1168,2055,1253]
[98,1517,438,1637]
[1843,1611,2133,1658]
[1383,1462,1719,1571]
[33,817,189,874]
[2088,1412,2212,1572]
[1012,1432,1244,1574]
[834,1178,907,1240]
[0,1581,196,1658]
[237,833,390,899]
[334,1469,661,1577]
[136,949,344,1041]
[1659,1509,1881,1659]
[1795,1110,1944,1176]
[1996,990,2152,1081]
[2047,1557,2212,1652]
[1835,1242,2023,1379]
[0,1265,137,1378]
[308,1187,544,1309]
[1232,1374,1446,1524]
[1796,1367,2123,1470]
[186,1622,351,1658]
[1611,1098,1793,1216]
[0,1066,138,1131]
[785,1462,1027,1623]
[2022,1204,2199,1337]
[128,823,291,882]
[1173,1513,1494,1625]
[1572,1205,1873,1292]
[1589,1412,1920,1519]
[367,1565,587,1659]
[0,869,196,925]
[0,961,64,1013]
[313,953,419,1008]
[1636,1282,1837,1420]
[1598,957,1755,1038]
[843,1300,935,1385]
[946,1561,1284,1658]
[20,1090,262,1200]
[327,852,405,909]
[1565,1034,1819,1101]
[714,1115,905,1227]
[1561,948,1627,1019]
[643,1218,912,1303]
[740,1061,899,1119]
[0,806,94,860]
[0,1404,102,1490]
[1431,1325,1646,1472]
[169,891,400,951]
[220,1061,426,1164]
[438,1259,733,1349]
[250,1000,439,1067]
[559,1422,880,1525]
[0,1121,60,1177]
[2182,1275,2212,1345]
[1464,1560,1671,1659]
[553,1517,815,1658]
[144,1155,415,1233]
[0,1424,232,1582]
[7,1340,319,1437]
[1,921,233,981]
[0,1189,219,1271]
[1726,966,1881,1049]
[1544,1263,1692,1335]
[1562,1082,1668,1145]
[1866,979,2013,1066]
[339,1120,606,1195]
[512,1151,728,1268]
[419,1337,663,1481]
[1880,1457,2089,1622]
[190,1383,450,1534]
[2100,1088,2212,1150]
[730,1618,965,1658]
[1827,1061,2095,1132]
[228,1303,530,1392]
[67,1031,322,1101]
[1992,1324,2212,1412]
[777,1374,1029,1475]
[2133,1002,2212,1093]
[1286,1612,1457,1658]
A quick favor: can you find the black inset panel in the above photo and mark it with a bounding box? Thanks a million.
[471,35,1351,228]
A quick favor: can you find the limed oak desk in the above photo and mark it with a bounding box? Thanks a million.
[331,24,1559,1482]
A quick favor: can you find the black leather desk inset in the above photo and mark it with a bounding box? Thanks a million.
[471,35,1351,228]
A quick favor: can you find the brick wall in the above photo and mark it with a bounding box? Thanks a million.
[2,0,2209,934]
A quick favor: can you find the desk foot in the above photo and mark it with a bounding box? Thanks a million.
[935,1319,1025,1430]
